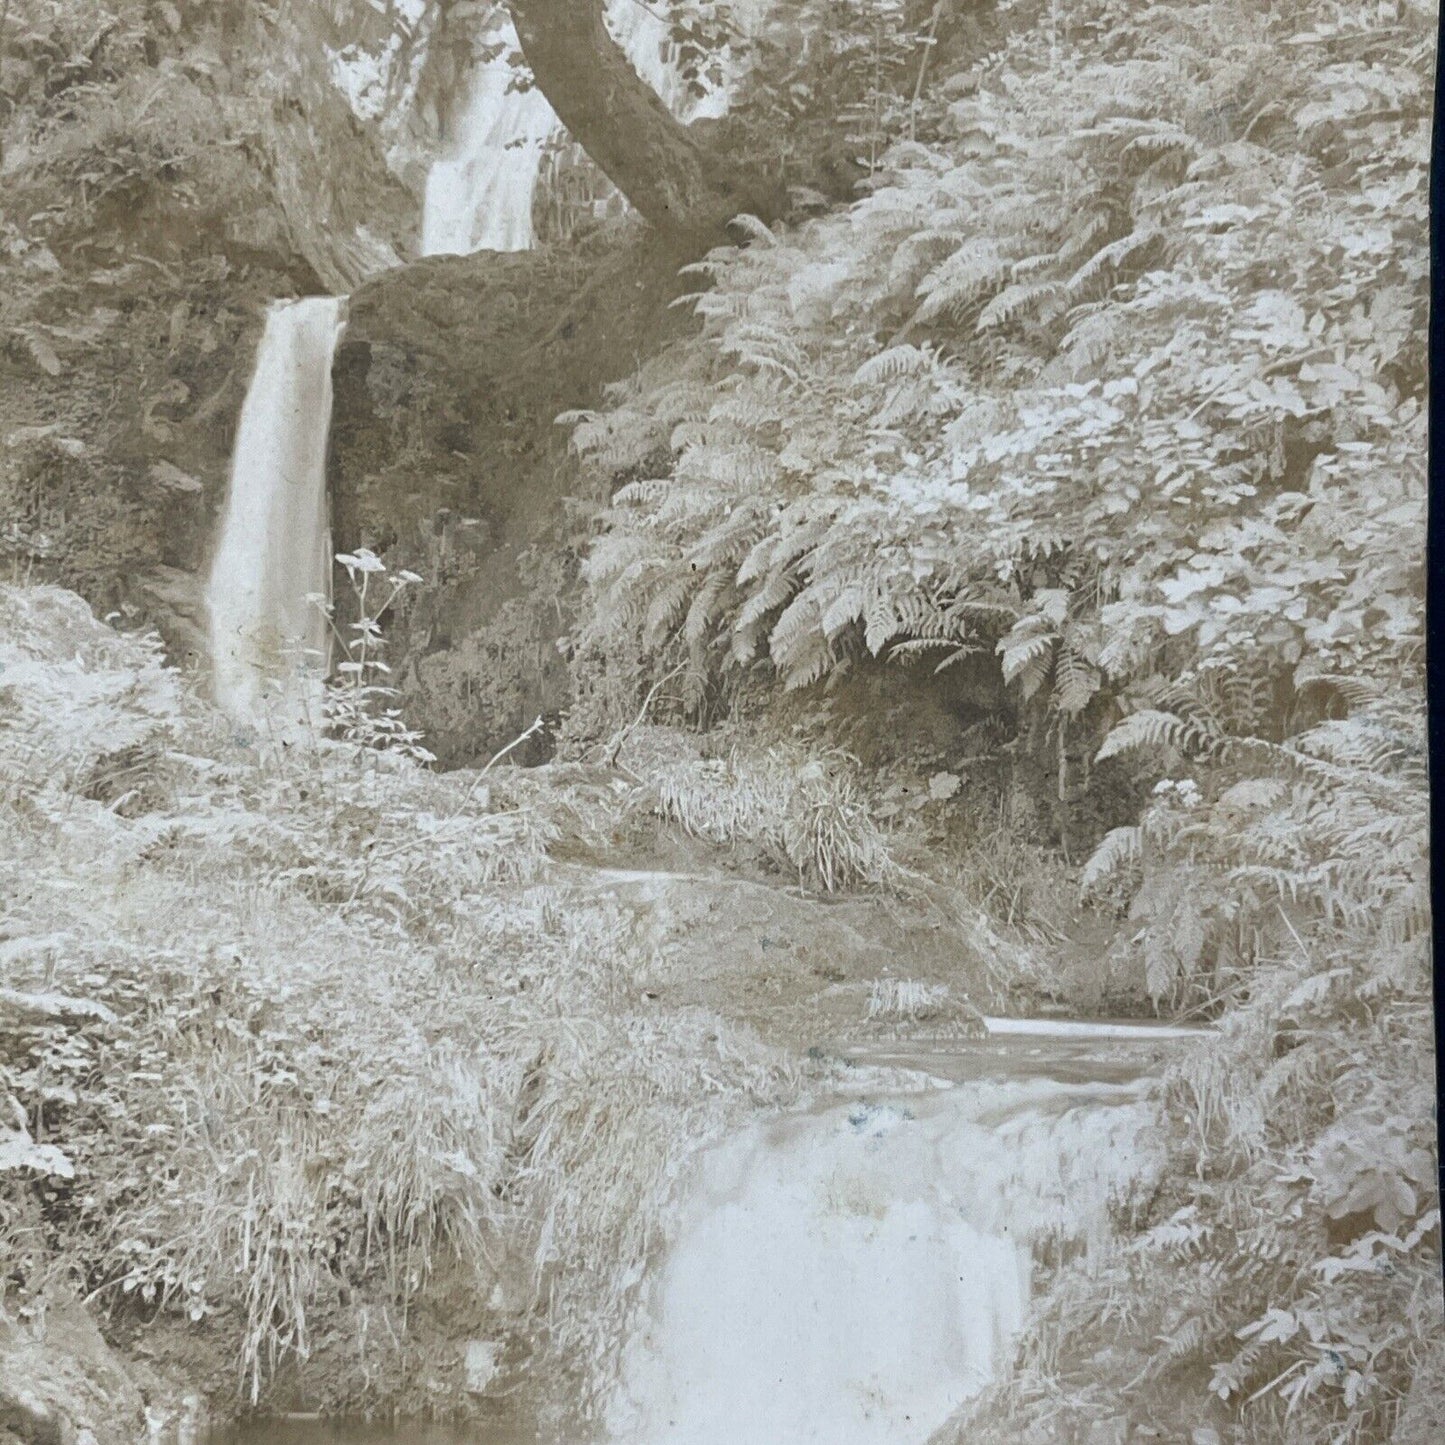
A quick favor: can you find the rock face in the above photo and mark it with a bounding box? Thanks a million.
[0,252,298,667]
[0,3,417,675]
[328,226,694,764]
[552,864,1001,1043]
[0,1303,146,1445]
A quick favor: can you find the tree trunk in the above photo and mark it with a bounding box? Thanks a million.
[504,0,784,244]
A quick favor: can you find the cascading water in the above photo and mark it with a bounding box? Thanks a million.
[208,0,782,718]
[420,2,745,257]
[209,5,758,716]
[419,26,558,256]
[206,296,345,722]
[607,1075,1163,1445]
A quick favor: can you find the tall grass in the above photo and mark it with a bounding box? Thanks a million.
[0,584,798,1409]
[651,748,901,892]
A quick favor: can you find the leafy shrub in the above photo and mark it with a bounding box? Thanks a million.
[0,585,796,1407]
[651,746,901,890]
[0,584,184,810]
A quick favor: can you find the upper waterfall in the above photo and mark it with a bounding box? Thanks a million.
[419,2,740,257]
[206,296,345,723]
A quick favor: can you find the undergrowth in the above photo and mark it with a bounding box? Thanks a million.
[0,584,797,1410]
[649,746,902,892]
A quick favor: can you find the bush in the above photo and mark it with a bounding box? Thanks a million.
[0,585,796,1408]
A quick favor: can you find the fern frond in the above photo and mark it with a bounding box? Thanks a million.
[999,625,1056,688]
[1066,228,1160,304]
[769,595,830,688]
[642,575,694,649]
[855,344,932,386]
[683,572,732,647]
[1096,708,1217,763]
[736,568,798,640]
[915,238,1009,323]
[1080,825,1143,900]
[676,441,778,491]
[1292,672,1385,713]
[1055,644,1101,716]
[1056,209,1112,267]
[612,478,673,508]
[978,281,1064,332]
[1121,128,1201,166]
[886,637,961,663]
[1007,642,1054,702]
[730,213,778,246]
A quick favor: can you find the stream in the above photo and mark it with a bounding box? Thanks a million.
[202,6,1197,1439]
[216,1022,1197,1445]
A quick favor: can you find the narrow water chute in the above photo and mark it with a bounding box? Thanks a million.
[206,296,346,722]
[420,2,746,257]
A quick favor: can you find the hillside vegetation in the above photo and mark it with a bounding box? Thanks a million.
[569,0,1439,1439]
[0,583,802,1421]
[0,0,1438,1440]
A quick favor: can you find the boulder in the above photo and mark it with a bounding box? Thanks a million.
[0,1303,146,1445]
[328,226,694,765]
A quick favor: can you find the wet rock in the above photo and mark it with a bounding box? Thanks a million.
[329,226,694,764]
[135,567,209,671]
[0,1302,146,1445]
[462,1339,501,1395]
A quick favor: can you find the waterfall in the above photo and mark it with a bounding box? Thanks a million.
[209,5,768,715]
[608,1077,1162,1445]
[420,2,743,257]
[206,296,345,723]
[419,26,558,256]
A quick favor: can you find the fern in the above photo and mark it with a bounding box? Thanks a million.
[976,281,1063,332]
[1079,825,1142,900]
[914,237,1009,322]
[1095,709,1218,764]
[854,343,933,385]
[1054,643,1101,716]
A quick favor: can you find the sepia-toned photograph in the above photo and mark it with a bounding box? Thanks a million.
[0,2,1438,1442]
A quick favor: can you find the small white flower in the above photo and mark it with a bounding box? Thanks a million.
[336,548,385,574]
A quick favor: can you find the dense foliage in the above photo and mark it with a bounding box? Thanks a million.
[569,0,1438,1437]
[0,586,796,1411]
[0,0,409,270]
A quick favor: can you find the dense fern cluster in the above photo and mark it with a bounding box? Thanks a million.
[569,0,1436,1437]
[963,697,1433,1442]
[578,0,1427,727]
[651,746,901,890]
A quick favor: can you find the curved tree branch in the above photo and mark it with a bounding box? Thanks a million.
[504,0,784,244]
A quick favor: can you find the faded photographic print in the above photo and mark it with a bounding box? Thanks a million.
[1,2,1439,1443]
